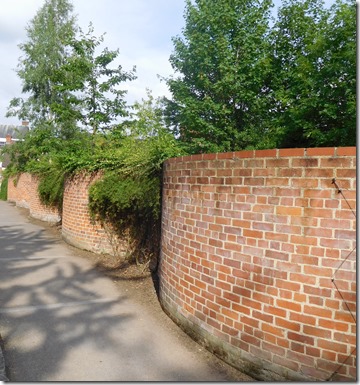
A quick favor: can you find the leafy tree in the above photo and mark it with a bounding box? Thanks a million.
[52,25,136,134]
[6,0,77,132]
[165,0,355,152]
[164,0,274,153]
[269,0,356,147]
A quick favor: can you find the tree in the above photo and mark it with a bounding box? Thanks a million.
[7,0,77,131]
[52,25,136,135]
[164,0,274,153]
[268,0,356,148]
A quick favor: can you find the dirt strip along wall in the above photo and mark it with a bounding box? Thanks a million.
[7,173,60,223]
[158,147,356,381]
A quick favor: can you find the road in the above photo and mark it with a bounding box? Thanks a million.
[0,201,253,381]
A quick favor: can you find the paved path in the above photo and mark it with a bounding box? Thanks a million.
[0,201,252,381]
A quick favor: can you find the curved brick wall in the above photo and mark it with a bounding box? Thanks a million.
[159,147,356,381]
[29,175,61,223]
[7,174,31,209]
[7,174,60,223]
[62,172,125,256]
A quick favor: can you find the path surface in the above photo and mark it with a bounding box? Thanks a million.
[0,201,253,382]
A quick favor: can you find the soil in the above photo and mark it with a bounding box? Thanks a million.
[22,209,255,382]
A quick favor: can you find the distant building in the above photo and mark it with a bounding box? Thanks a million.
[0,121,29,170]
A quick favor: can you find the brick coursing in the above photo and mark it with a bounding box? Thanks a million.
[62,172,111,254]
[159,147,356,381]
[8,173,60,222]
[8,172,128,256]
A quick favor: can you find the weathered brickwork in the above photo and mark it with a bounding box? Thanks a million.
[62,172,109,254]
[62,172,125,256]
[7,173,31,209]
[7,173,60,223]
[159,147,356,381]
[8,171,127,255]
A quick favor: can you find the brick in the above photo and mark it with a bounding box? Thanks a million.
[252,310,273,323]
[306,147,335,156]
[276,206,302,216]
[290,273,316,285]
[254,149,277,158]
[291,341,305,353]
[303,305,333,322]
[288,332,314,345]
[336,147,356,156]
[275,279,300,292]
[242,298,262,311]
[278,168,302,177]
[275,317,301,331]
[233,150,254,159]
[249,345,272,361]
[300,365,329,381]
[265,249,289,261]
[305,346,320,357]
[254,168,276,177]
[291,178,319,188]
[273,355,300,372]
[317,339,348,353]
[262,340,286,357]
[279,148,305,157]
[243,177,265,186]
[333,332,356,346]
[263,305,286,318]
[260,325,284,341]
[291,234,318,246]
[277,299,301,312]
[318,319,349,332]
[303,325,331,339]
[266,177,291,186]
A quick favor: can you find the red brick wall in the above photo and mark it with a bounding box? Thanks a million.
[62,172,125,256]
[29,175,61,223]
[8,171,126,255]
[159,147,356,381]
[7,173,60,223]
[7,173,31,208]
[7,176,19,203]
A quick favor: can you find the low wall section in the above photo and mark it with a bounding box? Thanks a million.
[62,172,125,256]
[159,147,356,381]
[7,174,60,223]
[7,172,126,256]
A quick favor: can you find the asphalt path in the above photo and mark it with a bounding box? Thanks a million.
[0,201,253,382]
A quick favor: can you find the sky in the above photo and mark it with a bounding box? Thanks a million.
[0,0,186,125]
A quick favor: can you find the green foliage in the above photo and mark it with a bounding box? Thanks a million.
[164,0,356,151]
[52,25,137,134]
[88,173,161,262]
[269,0,356,147]
[37,168,65,210]
[0,176,8,201]
[87,93,185,262]
[164,0,274,153]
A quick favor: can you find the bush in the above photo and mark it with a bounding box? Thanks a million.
[0,176,8,200]
[37,168,65,211]
[89,173,161,264]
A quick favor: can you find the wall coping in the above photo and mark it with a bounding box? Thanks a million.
[165,147,356,164]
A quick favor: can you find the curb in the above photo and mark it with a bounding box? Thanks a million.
[0,336,8,382]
